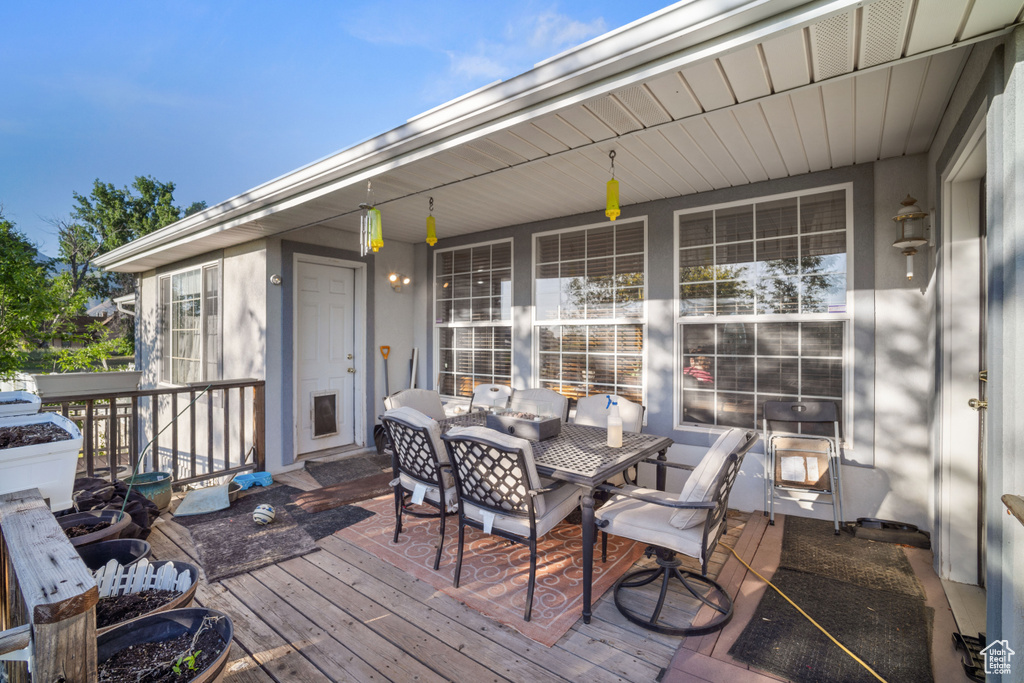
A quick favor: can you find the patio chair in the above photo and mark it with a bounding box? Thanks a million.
[381,406,458,570]
[763,400,845,534]
[594,428,758,636]
[508,387,569,423]
[573,394,645,484]
[441,426,583,621]
[469,383,513,411]
[383,388,447,421]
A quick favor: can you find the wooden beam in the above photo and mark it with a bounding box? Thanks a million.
[0,489,97,682]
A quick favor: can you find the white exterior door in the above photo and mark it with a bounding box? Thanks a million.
[295,260,355,455]
[940,126,987,586]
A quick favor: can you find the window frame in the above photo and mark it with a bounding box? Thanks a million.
[158,260,222,387]
[531,217,649,409]
[672,184,855,437]
[432,237,514,400]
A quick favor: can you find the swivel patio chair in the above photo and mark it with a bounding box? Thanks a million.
[469,383,513,411]
[508,387,569,423]
[595,428,758,636]
[763,400,845,534]
[381,406,458,570]
[441,426,583,621]
[383,388,447,421]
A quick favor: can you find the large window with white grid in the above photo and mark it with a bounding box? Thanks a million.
[159,262,221,385]
[676,187,850,431]
[534,220,646,406]
[434,240,513,398]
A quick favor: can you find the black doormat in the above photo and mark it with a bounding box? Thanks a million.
[306,455,390,487]
[175,485,374,582]
[728,516,933,682]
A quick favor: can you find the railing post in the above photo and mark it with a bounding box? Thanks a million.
[0,489,98,683]
[254,384,266,472]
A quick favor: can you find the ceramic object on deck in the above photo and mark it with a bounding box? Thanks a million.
[125,471,172,512]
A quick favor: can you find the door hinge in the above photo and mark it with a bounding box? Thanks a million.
[968,398,988,410]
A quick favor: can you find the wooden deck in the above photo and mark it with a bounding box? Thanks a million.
[147,471,964,683]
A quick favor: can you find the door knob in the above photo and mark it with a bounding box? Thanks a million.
[347,368,356,374]
[968,398,987,410]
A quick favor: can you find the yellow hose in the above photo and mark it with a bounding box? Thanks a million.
[720,542,889,683]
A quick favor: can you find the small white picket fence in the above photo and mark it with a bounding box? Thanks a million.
[93,557,194,598]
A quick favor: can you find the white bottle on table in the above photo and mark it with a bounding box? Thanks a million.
[606,396,622,448]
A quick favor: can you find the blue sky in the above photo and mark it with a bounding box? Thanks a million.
[1,1,669,257]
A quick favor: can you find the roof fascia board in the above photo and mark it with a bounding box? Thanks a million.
[96,0,863,270]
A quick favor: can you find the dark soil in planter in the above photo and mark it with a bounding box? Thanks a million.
[97,589,183,629]
[65,521,112,538]
[97,627,226,683]
[0,422,73,448]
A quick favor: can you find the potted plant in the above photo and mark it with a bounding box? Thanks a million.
[0,410,83,511]
[58,509,132,546]
[32,370,142,398]
[94,558,200,634]
[0,390,41,417]
[97,608,233,683]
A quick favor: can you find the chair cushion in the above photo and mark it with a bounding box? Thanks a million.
[596,486,712,564]
[384,406,450,464]
[573,394,644,432]
[460,480,582,538]
[670,428,746,530]
[397,471,457,510]
[384,389,447,420]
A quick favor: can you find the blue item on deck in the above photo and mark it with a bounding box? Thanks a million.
[233,471,273,490]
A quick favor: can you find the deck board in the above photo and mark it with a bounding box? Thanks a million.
[143,501,957,683]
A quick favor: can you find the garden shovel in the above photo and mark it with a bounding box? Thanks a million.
[374,346,391,454]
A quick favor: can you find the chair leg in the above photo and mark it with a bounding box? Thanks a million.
[434,505,446,570]
[601,531,608,563]
[453,523,466,588]
[393,488,403,543]
[524,538,537,622]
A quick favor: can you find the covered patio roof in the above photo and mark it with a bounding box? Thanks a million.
[95,0,1023,273]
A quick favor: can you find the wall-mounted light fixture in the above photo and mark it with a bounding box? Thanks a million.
[388,272,411,292]
[891,195,929,281]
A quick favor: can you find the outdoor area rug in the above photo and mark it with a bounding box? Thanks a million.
[175,485,374,582]
[306,454,391,487]
[729,516,933,682]
[335,494,647,647]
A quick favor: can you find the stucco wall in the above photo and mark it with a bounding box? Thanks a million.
[421,159,936,531]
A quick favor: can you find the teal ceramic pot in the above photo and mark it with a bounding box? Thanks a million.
[126,472,172,513]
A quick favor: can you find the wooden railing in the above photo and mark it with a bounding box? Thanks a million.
[39,379,265,486]
[0,489,98,683]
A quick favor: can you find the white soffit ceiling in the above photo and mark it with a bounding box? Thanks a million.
[100,0,1024,272]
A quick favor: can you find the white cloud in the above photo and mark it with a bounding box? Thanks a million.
[441,7,607,93]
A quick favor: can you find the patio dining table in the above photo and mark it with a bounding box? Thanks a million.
[439,410,674,624]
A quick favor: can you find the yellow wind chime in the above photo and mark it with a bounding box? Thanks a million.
[359,180,383,256]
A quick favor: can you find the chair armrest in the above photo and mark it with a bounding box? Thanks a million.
[595,484,714,510]
[528,481,566,497]
[636,458,695,471]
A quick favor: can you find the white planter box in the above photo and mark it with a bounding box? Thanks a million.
[0,391,41,417]
[0,412,83,511]
[33,371,142,398]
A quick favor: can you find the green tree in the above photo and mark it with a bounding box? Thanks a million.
[0,210,60,379]
[53,176,205,365]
